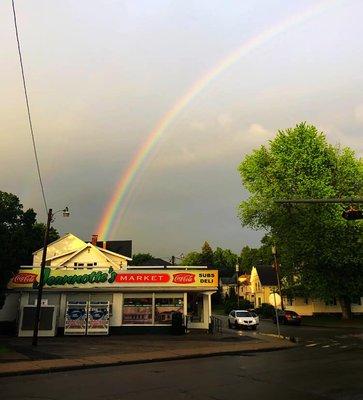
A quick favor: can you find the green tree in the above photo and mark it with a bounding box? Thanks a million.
[0,191,59,308]
[213,247,238,276]
[239,235,274,271]
[130,253,154,265]
[238,123,363,319]
[181,251,203,266]
[201,241,214,267]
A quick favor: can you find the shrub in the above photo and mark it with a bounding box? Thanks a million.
[255,303,275,318]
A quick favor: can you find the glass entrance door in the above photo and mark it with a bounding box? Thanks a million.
[187,293,204,323]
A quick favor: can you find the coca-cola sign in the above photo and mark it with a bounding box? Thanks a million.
[12,273,37,284]
[172,273,195,284]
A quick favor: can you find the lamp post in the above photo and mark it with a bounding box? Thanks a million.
[235,264,240,308]
[271,245,284,310]
[32,207,70,346]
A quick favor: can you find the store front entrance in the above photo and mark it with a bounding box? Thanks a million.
[187,292,204,323]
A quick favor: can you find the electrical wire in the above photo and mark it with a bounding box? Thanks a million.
[11,0,48,213]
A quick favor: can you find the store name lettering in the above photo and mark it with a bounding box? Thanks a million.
[115,273,170,283]
[32,267,117,288]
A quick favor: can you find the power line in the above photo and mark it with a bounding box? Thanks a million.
[11,0,48,213]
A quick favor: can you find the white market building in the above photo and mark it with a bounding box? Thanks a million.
[1,234,218,335]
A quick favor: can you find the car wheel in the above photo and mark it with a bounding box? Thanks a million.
[228,320,232,329]
[235,322,240,330]
[252,325,257,330]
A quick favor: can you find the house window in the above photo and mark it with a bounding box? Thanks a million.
[304,298,309,305]
[74,262,84,267]
[288,298,293,306]
[258,297,261,306]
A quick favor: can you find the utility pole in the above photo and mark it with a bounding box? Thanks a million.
[272,245,284,310]
[236,264,240,308]
[32,208,52,346]
[273,290,281,337]
[32,207,69,346]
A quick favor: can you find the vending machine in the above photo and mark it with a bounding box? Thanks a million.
[64,301,88,335]
[87,301,110,335]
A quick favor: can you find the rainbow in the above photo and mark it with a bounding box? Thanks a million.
[96,0,338,239]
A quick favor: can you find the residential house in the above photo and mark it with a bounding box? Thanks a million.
[249,265,281,308]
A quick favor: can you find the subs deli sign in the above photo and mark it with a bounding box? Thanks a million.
[8,267,218,290]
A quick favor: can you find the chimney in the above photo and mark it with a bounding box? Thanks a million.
[102,241,107,249]
[91,234,98,246]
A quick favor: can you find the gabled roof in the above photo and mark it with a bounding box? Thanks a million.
[96,240,132,258]
[57,244,119,268]
[220,274,237,285]
[255,265,278,286]
[134,258,172,266]
[97,246,132,261]
[33,233,82,254]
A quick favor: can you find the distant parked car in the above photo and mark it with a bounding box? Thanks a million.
[228,310,257,330]
[273,310,301,325]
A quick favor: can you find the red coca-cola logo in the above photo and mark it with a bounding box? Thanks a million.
[115,273,170,283]
[172,273,195,284]
[12,273,38,284]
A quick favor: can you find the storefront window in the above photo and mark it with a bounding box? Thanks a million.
[154,297,183,325]
[122,297,152,325]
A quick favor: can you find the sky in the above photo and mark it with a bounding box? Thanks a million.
[1,0,363,259]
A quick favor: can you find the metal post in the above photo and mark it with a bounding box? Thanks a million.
[32,208,52,346]
[272,246,284,310]
[273,291,280,337]
[236,264,240,308]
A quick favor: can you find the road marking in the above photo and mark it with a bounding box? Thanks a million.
[340,345,348,349]
[322,345,330,348]
[305,343,318,347]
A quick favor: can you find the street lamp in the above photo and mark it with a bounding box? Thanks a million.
[271,245,284,310]
[235,264,240,308]
[32,207,70,346]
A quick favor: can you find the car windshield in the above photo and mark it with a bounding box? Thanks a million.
[236,311,251,317]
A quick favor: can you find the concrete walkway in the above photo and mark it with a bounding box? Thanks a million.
[0,331,295,377]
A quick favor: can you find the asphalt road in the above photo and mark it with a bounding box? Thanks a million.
[1,322,362,400]
[222,317,363,350]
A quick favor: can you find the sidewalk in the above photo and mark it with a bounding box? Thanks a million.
[0,331,295,377]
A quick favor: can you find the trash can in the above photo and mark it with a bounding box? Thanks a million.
[171,311,185,335]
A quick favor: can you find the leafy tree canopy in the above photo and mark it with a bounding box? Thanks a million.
[238,123,363,318]
[130,253,154,266]
[0,191,59,307]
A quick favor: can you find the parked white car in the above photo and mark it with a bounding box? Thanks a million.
[228,310,258,330]
[249,311,260,325]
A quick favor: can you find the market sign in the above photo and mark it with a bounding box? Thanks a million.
[8,267,218,289]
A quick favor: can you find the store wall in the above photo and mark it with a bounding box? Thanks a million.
[0,293,20,322]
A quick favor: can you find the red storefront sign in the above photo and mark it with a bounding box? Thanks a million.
[115,273,170,283]
[172,273,195,284]
[12,273,38,284]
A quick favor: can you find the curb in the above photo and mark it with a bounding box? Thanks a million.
[0,344,295,378]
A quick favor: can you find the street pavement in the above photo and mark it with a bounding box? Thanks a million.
[220,316,363,351]
[1,321,362,399]
[1,339,362,400]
